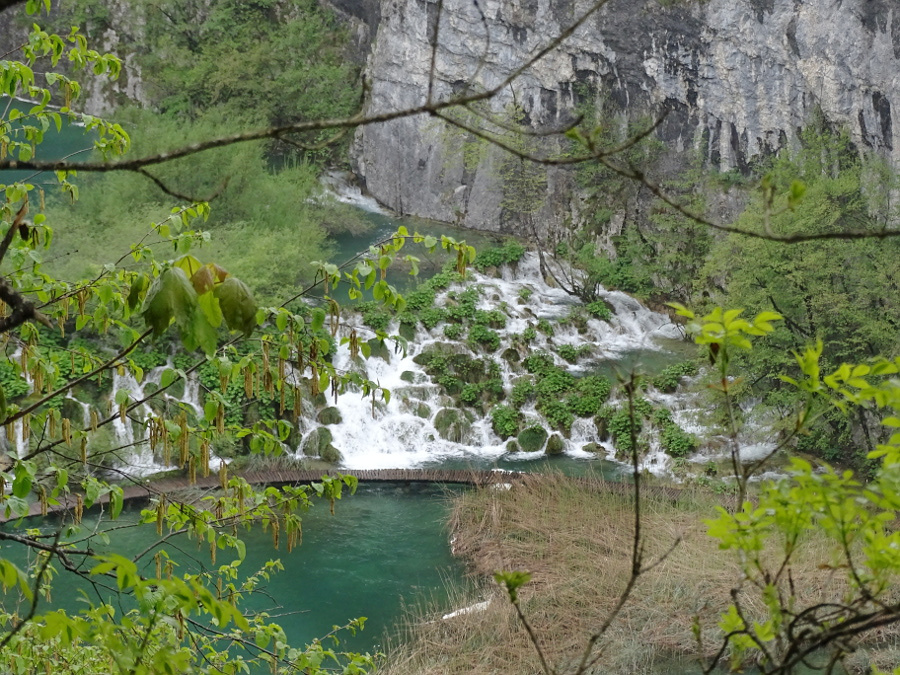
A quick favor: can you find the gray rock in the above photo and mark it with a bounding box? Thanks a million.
[354,0,900,237]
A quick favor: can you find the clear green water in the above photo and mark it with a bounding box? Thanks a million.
[2,482,466,655]
[1,98,96,186]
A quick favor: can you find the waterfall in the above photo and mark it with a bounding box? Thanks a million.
[306,253,690,471]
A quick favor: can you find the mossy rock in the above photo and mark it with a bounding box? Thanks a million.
[399,322,417,341]
[582,442,602,454]
[320,443,342,463]
[546,433,565,455]
[595,416,610,442]
[501,347,521,364]
[367,338,392,363]
[301,427,333,457]
[414,402,432,419]
[313,393,328,408]
[412,343,469,367]
[400,370,417,383]
[517,425,547,453]
[317,406,343,426]
[433,407,474,443]
[506,440,520,453]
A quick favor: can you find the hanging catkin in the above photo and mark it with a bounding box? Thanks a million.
[200,439,210,478]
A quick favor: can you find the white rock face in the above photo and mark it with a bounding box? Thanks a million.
[354,0,900,228]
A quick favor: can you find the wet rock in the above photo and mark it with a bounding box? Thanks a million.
[399,322,416,341]
[582,442,602,454]
[317,406,343,425]
[506,439,520,453]
[301,427,333,457]
[546,433,565,455]
[501,347,521,364]
[320,443,343,463]
[367,338,391,363]
[434,407,474,443]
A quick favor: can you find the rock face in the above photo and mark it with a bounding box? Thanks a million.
[353,0,900,232]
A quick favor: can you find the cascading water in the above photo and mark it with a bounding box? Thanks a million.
[306,252,692,472]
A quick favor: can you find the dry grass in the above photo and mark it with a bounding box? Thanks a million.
[379,473,899,674]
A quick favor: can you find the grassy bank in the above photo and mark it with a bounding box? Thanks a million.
[380,474,900,674]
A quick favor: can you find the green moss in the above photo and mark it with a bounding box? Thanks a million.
[517,425,548,453]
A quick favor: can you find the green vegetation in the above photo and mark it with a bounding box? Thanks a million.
[490,405,522,438]
[472,240,527,271]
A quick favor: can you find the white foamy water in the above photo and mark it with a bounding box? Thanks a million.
[290,253,686,471]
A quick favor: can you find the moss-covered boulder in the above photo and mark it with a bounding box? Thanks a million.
[412,342,470,367]
[595,416,610,442]
[517,425,547,453]
[414,402,432,419]
[317,406,343,425]
[546,433,565,455]
[582,442,602,454]
[399,322,417,341]
[367,338,391,363]
[320,443,342,463]
[433,408,474,443]
[506,440,520,453]
[501,347,521,364]
[301,427,333,457]
[400,370,418,383]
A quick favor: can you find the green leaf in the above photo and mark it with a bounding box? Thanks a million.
[126,273,149,311]
[141,267,199,337]
[213,277,258,337]
[109,485,123,520]
[310,307,326,333]
[13,461,34,498]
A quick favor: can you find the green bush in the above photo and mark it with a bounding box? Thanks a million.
[473,240,527,270]
[536,369,576,403]
[491,405,521,438]
[651,361,699,392]
[585,300,612,321]
[443,323,463,340]
[660,422,698,458]
[575,375,612,401]
[405,287,437,311]
[557,345,579,363]
[511,378,536,407]
[468,324,500,351]
[541,400,574,432]
[419,307,447,330]
[460,383,482,405]
[473,309,507,329]
[357,301,391,333]
[608,408,642,454]
[523,352,555,376]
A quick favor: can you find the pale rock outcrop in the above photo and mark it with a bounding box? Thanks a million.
[353,0,900,232]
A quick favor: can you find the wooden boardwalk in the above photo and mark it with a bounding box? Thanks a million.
[2,467,700,522]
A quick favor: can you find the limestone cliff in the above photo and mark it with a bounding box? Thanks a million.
[353,0,900,232]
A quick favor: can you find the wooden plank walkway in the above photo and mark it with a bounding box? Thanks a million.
[2,467,707,522]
